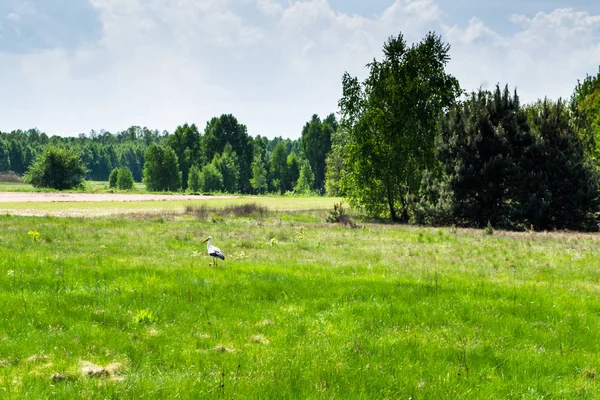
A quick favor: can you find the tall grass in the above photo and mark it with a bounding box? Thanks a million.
[0,212,599,398]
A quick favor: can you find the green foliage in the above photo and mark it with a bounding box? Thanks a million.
[301,113,336,191]
[324,145,345,197]
[116,167,134,190]
[326,202,350,225]
[339,31,460,221]
[484,220,494,235]
[286,152,300,191]
[250,154,268,194]
[202,115,253,192]
[571,66,600,165]
[120,145,143,182]
[270,141,288,194]
[213,144,239,193]
[200,162,223,192]
[23,146,87,190]
[108,168,119,188]
[437,87,600,231]
[142,144,181,192]
[133,309,157,325]
[167,123,201,191]
[27,229,41,243]
[187,165,202,193]
[0,139,11,172]
[410,171,454,226]
[8,140,24,174]
[294,160,315,194]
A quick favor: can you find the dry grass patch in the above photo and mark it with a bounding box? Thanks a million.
[80,361,125,378]
[250,334,270,345]
[213,344,236,353]
[26,354,49,363]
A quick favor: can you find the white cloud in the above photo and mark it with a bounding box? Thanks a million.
[0,0,444,138]
[257,0,283,17]
[1,1,599,139]
[6,12,20,22]
[444,8,600,102]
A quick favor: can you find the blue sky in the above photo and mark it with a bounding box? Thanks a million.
[1,0,599,139]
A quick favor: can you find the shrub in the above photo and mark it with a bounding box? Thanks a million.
[23,146,87,190]
[326,202,359,227]
[117,168,134,190]
[108,168,119,188]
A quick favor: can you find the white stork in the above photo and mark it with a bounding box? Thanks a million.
[203,236,225,265]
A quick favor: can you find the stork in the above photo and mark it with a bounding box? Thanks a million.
[203,236,225,266]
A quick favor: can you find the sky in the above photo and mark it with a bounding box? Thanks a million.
[1,0,599,139]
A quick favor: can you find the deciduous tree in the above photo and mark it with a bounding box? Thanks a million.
[338,31,460,221]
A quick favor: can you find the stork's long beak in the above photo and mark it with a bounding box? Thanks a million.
[202,238,208,243]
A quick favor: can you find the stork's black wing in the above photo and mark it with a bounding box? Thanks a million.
[210,250,225,260]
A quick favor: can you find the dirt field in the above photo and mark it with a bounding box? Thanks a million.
[0,192,235,203]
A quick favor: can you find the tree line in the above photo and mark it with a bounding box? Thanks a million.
[2,30,600,231]
[0,114,337,195]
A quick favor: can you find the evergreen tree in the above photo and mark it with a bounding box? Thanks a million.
[436,86,600,231]
[294,160,315,194]
[437,86,533,228]
[522,100,600,230]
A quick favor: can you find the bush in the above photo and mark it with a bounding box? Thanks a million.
[326,202,359,227]
[108,168,119,188]
[117,168,134,190]
[23,146,87,190]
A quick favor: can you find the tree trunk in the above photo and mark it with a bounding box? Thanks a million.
[387,188,398,222]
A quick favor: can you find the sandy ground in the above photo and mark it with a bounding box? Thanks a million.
[0,192,236,203]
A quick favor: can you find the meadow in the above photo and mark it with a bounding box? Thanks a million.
[1,197,600,398]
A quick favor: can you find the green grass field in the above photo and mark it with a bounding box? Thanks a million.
[1,198,600,398]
